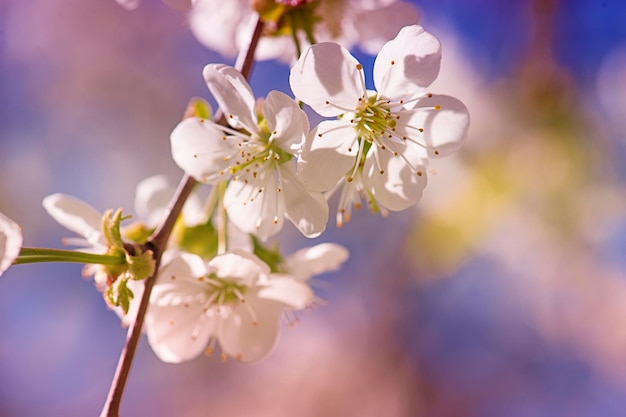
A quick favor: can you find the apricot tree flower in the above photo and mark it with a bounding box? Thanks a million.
[146,250,315,363]
[0,212,23,277]
[290,25,470,225]
[170,64,328,239]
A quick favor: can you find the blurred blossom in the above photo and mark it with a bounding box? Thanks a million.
[596,43,626,138]
[189,0,419,62]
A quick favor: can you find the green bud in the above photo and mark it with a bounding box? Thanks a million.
[183,97,212,120]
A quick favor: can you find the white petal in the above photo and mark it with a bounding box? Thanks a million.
[146,253,213,363]
[252,32,297,62]
[116,0,141,10]
[170,117,235,184]
[401,95,470,157]
[353,3,420,55]
[290,42,364,117]
[298,120,358,192]
[257,276,314,309]
[283,243,349,281]
[134,175,175,229]
[146,302,214,363]
[151,253,209,303]
[42,193,103,244]
[362,147,427,211]
[202,64,258,133]
[263,91,309,152]
[0,212,22,276]
[373,25,442,99]
[224,174,286,239]
[189,0,248,58]
[217,297,283,362]
[208,251,269,285]
[279,164,329,238]
[135,175,207,228]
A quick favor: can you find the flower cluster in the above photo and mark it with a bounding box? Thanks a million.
[2,4,470,416]
[173,25,469,230]
[4,9,467,370]
[40,174,348,362]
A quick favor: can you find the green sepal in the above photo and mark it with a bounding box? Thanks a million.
[106,275,135,315]
[102,208,131,251]
[126,248,155,281]
[123,221,155,244]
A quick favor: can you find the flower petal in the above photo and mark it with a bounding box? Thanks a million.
[189,0,248,58]
[209,251,269,285]
[362,146,427,211]
[224,173,286,239]
[353,3,421,56]
[202,64,258,133]
[135,175,207,228]
[298,120,358,192]
[257,276,314,309]
[400,94,470,157]
[373,25,442,99]
[217,297,283,362]
[116,0,141,10]
[146,253,213,363]
[146,302,214,363]
[170,117,235,184]
[263,90,309,152]
[42,193,103,244]
[0,212,22,276]
[283,243,349,281]
[279,164,329,238]
[134,175,175,229]
[290,42,364,117]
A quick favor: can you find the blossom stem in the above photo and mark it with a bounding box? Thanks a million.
[99,16,265,417]
[15,247,124,265]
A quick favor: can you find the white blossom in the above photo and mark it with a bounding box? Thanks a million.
[0,212,23,277]
[146,250,315,363]
[41,177,203,325]
[170,64,328,239]
[42,193,142,325]
[290,25,470,226]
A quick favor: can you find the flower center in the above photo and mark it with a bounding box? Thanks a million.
[225,116,293,180]
[202,274,247,307]
[351,93,397,145]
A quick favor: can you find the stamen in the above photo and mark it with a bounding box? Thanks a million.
[205,338,216,356]
[324,100,356,113]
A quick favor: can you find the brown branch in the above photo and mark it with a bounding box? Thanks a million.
[99,16,265,417]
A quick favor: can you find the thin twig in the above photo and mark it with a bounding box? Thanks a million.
[99,16,265,417]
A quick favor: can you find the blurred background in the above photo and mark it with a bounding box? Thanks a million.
[1,0,626,415]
